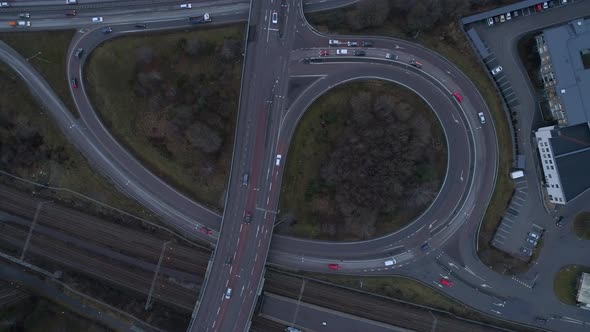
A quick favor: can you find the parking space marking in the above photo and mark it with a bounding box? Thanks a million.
[497,227,511,234]
[511,200,523,207]
[495,233,507,239]
[513,196,526,203]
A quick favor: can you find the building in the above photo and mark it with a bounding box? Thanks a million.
[534,18,590,204]
[535,123,590,204]
[577,273,590,306]
[535,18,590,126]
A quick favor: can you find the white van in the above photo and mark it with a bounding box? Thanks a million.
[510,170,524,179]
[384,259,396,266]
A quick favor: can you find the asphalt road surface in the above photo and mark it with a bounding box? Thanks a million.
[2,0,590,331]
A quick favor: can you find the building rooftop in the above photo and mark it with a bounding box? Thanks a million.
[543,19,590,125]
[550,123,590,201]
[577,273,590,304]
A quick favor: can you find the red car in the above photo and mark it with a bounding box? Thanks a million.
[536,3,543,11]
[440,278,453,287]
[71,78,78,88]
[199,226,212,235]
[328,264,341,270]
[453,91,464,103]
[319,49,330,56]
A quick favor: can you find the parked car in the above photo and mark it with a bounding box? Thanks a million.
[528,231,541,240]
[478,112,486,124]
[513,10,520,17]
[328,264,341,270]
[526,236,538,246]
[537,3,543,11]
[453,91,464,103]
[440,278,453,287]
[491,65,503,75]
[506,12,512,20]
[487,17,494,26]
[543,1,549,9]
[494,16,500,23]
[521,247,533,256]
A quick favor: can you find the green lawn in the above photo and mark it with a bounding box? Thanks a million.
[554,265,590,305]
[85,25,244,210]
[574,212,590,239]
[279,81,446,240]
[0,30,78,117]
[308,5,514,269]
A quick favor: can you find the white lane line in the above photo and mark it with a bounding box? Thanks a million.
[216,307,221,315]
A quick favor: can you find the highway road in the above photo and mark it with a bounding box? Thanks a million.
[2,0,590,331]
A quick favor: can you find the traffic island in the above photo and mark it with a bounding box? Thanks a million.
[573,212,590,239]
[279,81,447,241]
[85,25,245,210]
[554,265,590,305]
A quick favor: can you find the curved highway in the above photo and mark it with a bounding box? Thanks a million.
[2,0,588,331]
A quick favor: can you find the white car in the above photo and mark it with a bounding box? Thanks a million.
[328,39,340,46]
[385,53,398,60]
[66,0,77,4]
[478,112,486,124]
[92,17,103,23]
[543,2,549,9]
[384,259,396,266]
[180,3,192,9]
[225,287,232,299]
[506,12,511,20]
[275,154,282,166]
[487,17,494,26]
[336,49,348,55]
[272,11,278,24]
[491,66,503,75]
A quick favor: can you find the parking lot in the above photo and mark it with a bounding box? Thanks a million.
[462,0,589,260]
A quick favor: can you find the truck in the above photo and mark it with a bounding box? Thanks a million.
[189,13,211,24]
[510,170,524,179]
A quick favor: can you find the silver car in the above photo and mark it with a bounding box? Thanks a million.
[491,66,503,75]
[478,112,486,124]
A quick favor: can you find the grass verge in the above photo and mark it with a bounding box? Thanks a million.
[574,212,590,239]
[307,4,514,270]
[85,25,244,210]
[0,61,157,223]
[0,30,78,117]
[554,265,590,305]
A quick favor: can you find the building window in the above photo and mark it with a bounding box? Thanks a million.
[548,174,552,178]
[551,166,554,170]
[556,184,559,188]
[547,166,550,170]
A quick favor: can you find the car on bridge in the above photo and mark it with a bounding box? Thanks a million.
[71,78,78,89]
[453,91,464,103]
[75,48,84,59]
[353,50,365,56]
[225,287,232,299]
[92,17,103,23]
[319,49,330,56]
[329,39,341,46]
[199,226,212,235]
[328,264,341,270]
[362,40,374,47]
[410,60,423,68]
[272,11,278,24]
[244,213,252,224]
[180,3,192,9]
[440,278,453,287]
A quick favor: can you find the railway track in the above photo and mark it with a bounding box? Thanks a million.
[0,223,197,310]
[264,270,508,332]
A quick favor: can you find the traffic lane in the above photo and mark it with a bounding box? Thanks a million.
[269,61,474,259]
[191,0,290,328]
[260,292,410,332]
